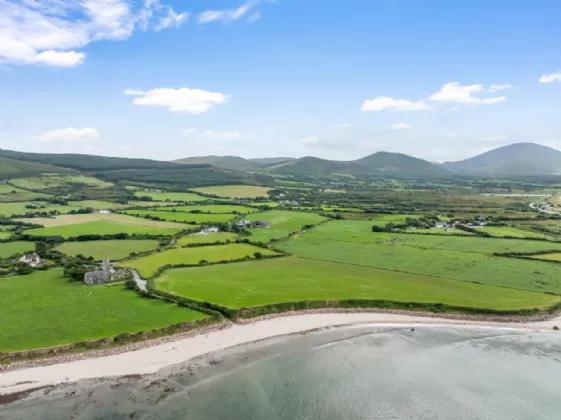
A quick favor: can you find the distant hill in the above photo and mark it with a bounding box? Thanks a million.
[174,155,263,171]
[0,156,74,178]
[249,157,294,166]
[442,143,561,175]
[267,152,449,178]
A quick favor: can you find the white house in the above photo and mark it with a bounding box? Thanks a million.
[435,222,448,229]
[100,209,111,214]
[19,253,42,267]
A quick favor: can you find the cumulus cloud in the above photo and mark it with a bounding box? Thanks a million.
[0,0,188,67]
[390,123,411,130]
[429,82,506,105]
[38,127,100,142]
[332,123,350,128]
[480,135,508,142]
[447,132,458,137]
[196,0,269,24]
[488,84,514,92]
[182,129,249,139]
[300,136,319,144]
[125,88,228,114]
[361,96,429,112]
[540,73,561,83]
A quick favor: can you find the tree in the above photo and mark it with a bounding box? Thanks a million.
[372,225,384,232]
[254,252,263,259]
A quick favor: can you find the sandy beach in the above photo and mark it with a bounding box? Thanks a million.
[1,312,560,396]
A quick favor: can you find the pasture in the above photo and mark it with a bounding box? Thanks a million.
[134,191,208,202]
[21,213,187,229]
[23,221,180,238]
[55,240,160,261]
[177,232,238,246]
[529,253,561,262]
[10,175,112,190]
[281,232,561,294]
[0,241,35,259]
[122,243,278,277]
[479,225,549,239]
[157,204,258,214]
[244,210,327,242]
[0,269,207,352]
[191,185,270,198]
[154,257,559,311]
[0,185,50,202]
[121,209,236,224]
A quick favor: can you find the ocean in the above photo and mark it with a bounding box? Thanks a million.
[3,325,561,420]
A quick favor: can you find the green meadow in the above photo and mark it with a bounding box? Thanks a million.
[121,209,236,223]
[0,241,35,259]
[23,221,180,238]
[55,240,160,261]
[134,191,208,202]
[0,269,207,352]
[244,210,327,242]
[177,232,239,246]
[154,257,560,311]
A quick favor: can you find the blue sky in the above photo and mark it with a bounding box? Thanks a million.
[1,0,560,162]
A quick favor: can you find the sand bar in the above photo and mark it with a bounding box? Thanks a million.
[1,312,560,395]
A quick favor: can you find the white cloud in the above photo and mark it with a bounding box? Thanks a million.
[125,88,228,114]
[38,127,100,142]
[539,73,561,83]
[488,84,514,92]
[0,0,187,67]
[332,123,350,128]
[447,132,458,137]
[182,129,249,139]
[300,136,319,144]
[390,122,411,130]
[118,145,132,152]
[361,96,430,112]
[429,82,506,105]
[480,135,508,142]
[196,0,266,24]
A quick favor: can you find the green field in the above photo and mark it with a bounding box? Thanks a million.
[248,202,280,208]
[24,221,181,238]
[529,253,561,262]
[0,232,12,240]
[479,225,549,239]
[55,240,160,260]
[10,175,112,190]
[0,269,207,352]
[134,191,208,202]
[121,209,236,224]
[122,243,278,277]
[0,185,50,202]
[22,213,188,229]
[281,232,561,294]
[177,232,238,246]
[154,257,559,310]
[244,210,327,242]
[157,204,258,214]
[191,185,270,198]
[0,241,35,259]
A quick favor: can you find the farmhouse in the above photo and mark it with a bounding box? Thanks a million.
[435,222,449,229]
[84,259,131,285]
[198,226,220,235]
[19,253,42,267]
[237,220,252,227]
[99,209,111,214]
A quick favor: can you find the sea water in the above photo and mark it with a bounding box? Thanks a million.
[3,325,561,420]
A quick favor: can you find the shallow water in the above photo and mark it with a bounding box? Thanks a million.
[3,325,561,420]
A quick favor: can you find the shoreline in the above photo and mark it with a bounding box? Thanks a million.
[1,309,560,397]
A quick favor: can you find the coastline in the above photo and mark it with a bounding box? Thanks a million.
[1,310,560,397]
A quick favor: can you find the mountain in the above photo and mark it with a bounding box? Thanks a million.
[441,143,561,175]
[353,152,449,176]
[174,155,263,171]
[0,156,74,178]
[249,157,294,166]
[267,152,448,178]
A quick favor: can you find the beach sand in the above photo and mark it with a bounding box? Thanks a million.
[1,311,560,396]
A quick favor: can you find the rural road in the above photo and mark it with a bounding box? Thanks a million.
[529,202,554,213]
[131,270,147,292]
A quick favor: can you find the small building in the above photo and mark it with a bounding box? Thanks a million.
[435,222,448,229]
[251,220,272,228]
[84,259,128,285]
[99,209,111,214]
[237,220,252,227]
[198,226,220,235]
[19,253,42,267]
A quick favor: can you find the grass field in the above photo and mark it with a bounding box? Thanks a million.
[0,269,207,352]
[177,232,238,246]
[121,209,236,224]
[0,232,12,240]
[248,202,280,208]
[528,253,561,262]
[20,213,187,229]
[134,191,208,202]
[281,231,561,295]
[155,204,258,214]
[244,210,327,242]
[191,185,270,198]
[0,241,35,258]
[154,257,560,311]
[479,226,549,239]
[24,221,181,238]
[122,243,278,277]
[10,175,112,190]
[0,185,50,202]
[55,240,160,260]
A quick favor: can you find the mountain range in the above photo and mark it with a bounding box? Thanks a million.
[2,143,561,181]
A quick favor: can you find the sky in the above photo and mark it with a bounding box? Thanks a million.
[1,0,560,163]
